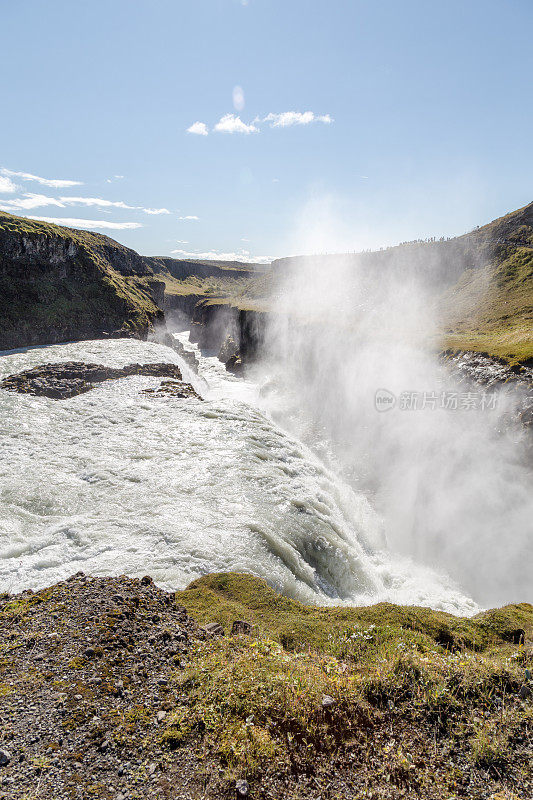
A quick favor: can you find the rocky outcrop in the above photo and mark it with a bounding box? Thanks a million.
[162,293,205,330]
[152,330,200,372]
[189,301,238,350]
[0,212,164,351]
[237,308,268,362]
[142,379,201,399]
[442,349,533,428]
[218,335,239,363]
[187,301,268,375]
[0,361,200,400]
[441,349,533,390]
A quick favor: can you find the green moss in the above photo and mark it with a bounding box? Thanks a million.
[158,709,191,749]
[175,573,533,654]
[166,575,533,780]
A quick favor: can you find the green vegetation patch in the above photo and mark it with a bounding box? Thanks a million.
[175,572,533,654]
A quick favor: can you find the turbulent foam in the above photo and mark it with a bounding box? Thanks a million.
[0,337,478,614]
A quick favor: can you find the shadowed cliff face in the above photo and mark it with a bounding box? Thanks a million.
[0,212,164,350]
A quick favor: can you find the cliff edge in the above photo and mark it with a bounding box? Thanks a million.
[0,213,165,350]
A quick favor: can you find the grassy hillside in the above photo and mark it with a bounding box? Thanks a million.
[171,573,533,797]
[271,202,533,364]
[441,203,533,362]
[177,572,532,654]
[0,212,163,350]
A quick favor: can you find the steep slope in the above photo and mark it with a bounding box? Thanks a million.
[441,202,533,361]
[271,202,533,362]
[0,212,164,350]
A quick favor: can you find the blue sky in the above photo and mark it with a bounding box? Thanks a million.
[1,0,531,261]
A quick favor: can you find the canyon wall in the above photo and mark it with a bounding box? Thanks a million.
[0,212,164,350]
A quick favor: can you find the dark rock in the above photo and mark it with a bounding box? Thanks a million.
[231,620,252,636]
[519,684,531,700]
[0,750,10,767]
[159,333,200,373]
[140,576,153,586]
[202,622,224,637]
[218,335,240,363]
[1,361,186,400]
[225,355,243,375]
[142,379,201,400]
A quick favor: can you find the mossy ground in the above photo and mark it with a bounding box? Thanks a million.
[1,572,531,798]
[176,572,532,653]
[173,573,532,797]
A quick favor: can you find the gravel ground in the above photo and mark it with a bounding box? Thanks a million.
[0,574,213,799]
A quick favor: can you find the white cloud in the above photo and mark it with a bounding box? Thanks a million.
[175,239,189,244]
[0,193,66,211]
[170,247,270,264]
[187,121,209,136]
[262,111,333,127]
[177,215,199,220]
[60,196,170,215]
[27,216,142,230]
[0,175,17,193]
[59,196,135,210]
[188,111,333,137]
[1,191,172,217]
[214,114,258,134]
[2,168,82,188]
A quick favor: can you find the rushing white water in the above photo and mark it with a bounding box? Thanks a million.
[0,335,478,614]
[261,252,533,611]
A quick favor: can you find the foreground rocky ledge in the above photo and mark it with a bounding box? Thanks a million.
[0,573,531,799]
[0,362,201,400]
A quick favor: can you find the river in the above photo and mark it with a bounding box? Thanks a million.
[0,334,479,614]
